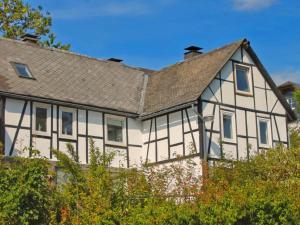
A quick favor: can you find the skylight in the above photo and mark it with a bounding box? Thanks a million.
[11,62,33,79]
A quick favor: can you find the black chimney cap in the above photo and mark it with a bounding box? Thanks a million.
[184,46,203,51]
[107,58,123,63]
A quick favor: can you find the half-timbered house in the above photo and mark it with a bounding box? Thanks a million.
[0,35,296,170]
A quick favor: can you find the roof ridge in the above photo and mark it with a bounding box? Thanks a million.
[154,38,246,74]
[0,37,145,72]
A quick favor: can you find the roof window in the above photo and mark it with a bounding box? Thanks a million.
[11,62,34,79]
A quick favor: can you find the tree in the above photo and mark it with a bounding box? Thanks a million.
[0,0,70,50]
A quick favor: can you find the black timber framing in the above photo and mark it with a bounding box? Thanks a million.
[0,96,5,154]
[126,117,129,168]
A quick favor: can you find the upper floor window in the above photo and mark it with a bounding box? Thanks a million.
[59,108,76,139]
[221,111,236,143]
[258,119,270,147]
[33,103,50,136]
[105,115,126,146]
[11,62,34,79]
[235,65,252,95]
[286,97,296,110]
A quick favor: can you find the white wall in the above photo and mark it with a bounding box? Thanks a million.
[3,98,143,168]
[201,46,289,163]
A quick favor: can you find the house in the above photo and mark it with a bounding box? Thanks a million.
[278,81,299,127]
[0,35,296,171]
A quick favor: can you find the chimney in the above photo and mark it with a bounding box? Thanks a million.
[21,33,40,44]
[107,58,123,63]
[184,46,203,60]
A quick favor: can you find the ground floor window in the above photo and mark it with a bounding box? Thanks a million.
[33,103,51,136]
[105,115,126,146]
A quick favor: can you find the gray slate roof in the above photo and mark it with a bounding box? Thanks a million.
[0,38,146,114]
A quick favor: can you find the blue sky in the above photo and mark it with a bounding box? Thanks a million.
[28,0,300,84]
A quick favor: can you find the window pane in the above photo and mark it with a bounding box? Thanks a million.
[107,119,123,142]
[223,114,232,139]
[236,67,250,92]
[14,63,32,78]
[259,121,268,145]
[62,112,73,135]
[36,107,47,132]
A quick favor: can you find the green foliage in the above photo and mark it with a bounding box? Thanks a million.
[0,0,70,50]
[0,141,300,224]
[0,156,55,225]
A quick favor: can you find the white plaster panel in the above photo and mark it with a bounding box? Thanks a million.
[88,111,103,137]
[201,87,214,101]
[186,108,198,130]
[242,49,254,64]
[252,67,265,88]
[78,136,86,164]
[236,95,254,109]
[236,109,246,136]
[273,101,286,115]
[238,137,248,160]
[221,61,234,81]
[231,48,242,61]
[223,144,237,160]
[34,137,50,158]
[169,111,183,145]
[275,116,287,142]
[184,131,199,155]
[267,90,277,113]
[209,133,221,159]
[128,118,142,145]
[156,115,168,139]
[78,109,86,135]
[248,138,258,157]
[59,141,76,158]
[209,79,221,102]
[14,128,30,157]
[5,98,24,126]
[21,101,31,127]
[157,139,168,161]
[271,116,279,141]
[142,119,151,143]
[170,144,183,158]
[5,127,15,156]
[129,146,144,168]
[221,81,235,105]
[52,133,58,161]
[255,88,267,111]
[106,147,127,168]
[146,142,156,163]
[53,105,57,132]
[246,111,257,137]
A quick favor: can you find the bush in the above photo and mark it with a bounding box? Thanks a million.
[0,140,300,224]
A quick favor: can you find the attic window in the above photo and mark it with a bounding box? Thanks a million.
[11,62,33,79]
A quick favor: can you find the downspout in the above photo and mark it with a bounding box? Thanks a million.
[0,96,5,155]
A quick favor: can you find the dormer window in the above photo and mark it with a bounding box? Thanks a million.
[235,64,252,95]
[11,62,33,79]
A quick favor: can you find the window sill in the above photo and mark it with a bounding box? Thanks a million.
[32,131,51,137]
[236,90,253,97]
[105,140,126,147]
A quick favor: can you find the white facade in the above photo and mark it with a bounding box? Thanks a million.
[2,46,290,170]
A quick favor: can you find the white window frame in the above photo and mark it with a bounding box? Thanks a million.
[59,107,77,140]
[234,64,253,95]
[257,118,271,148]
[221,110,236,143]
[105,114,126,147]
[32,102,51,136]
